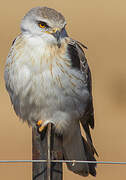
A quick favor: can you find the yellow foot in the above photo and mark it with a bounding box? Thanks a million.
[36,120,45,132]
[37,120,43,126]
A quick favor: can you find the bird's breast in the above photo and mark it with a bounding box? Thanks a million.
[5,35,89,124]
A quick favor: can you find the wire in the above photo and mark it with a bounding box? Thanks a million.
[0,160,126,165]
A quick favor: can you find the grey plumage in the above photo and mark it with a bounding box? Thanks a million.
[63,40,97,176]
[4,7,97,177]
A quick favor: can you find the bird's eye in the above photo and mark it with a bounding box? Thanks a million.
[38,21,49,29]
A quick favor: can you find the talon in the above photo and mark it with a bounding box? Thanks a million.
[36,120,46,132]
[37,120,43,126]
[39,125,45,132]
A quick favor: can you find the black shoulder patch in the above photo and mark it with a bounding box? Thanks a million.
[67,44,80,70]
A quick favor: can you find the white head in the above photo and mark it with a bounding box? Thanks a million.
[21,7,68,47]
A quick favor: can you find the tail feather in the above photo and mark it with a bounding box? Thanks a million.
[83,123,98,156]
[82,136,97,176]
[62,122,97,177]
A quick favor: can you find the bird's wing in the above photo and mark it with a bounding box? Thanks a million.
[62,39,97,177]
[4,36,22,117]
[68,39,98,156]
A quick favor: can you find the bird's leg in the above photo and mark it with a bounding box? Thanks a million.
[36,120,46,132]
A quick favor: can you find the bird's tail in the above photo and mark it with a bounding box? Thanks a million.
[62,122,96,177]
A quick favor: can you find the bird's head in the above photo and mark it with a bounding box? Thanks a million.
[21,7,68,48]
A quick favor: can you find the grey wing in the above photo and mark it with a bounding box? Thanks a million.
[68,40,98,156]
[4,38,21,117]
[62,40,97,177]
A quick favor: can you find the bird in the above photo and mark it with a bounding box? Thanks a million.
[4,7,98,177]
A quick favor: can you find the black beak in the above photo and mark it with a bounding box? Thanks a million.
[52,28,68,48]
[52,30,61,48]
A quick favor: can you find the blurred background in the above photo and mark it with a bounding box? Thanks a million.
[1,0,126,179]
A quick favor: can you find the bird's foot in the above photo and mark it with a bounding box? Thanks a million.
[36,120,45,132]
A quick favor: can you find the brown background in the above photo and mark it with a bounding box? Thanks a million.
[1,0,126,179]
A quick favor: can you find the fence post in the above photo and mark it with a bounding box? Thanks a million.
[32,123,63,180]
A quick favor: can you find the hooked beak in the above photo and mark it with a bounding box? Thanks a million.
[52,29,61,48]
[51,27,68,48]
